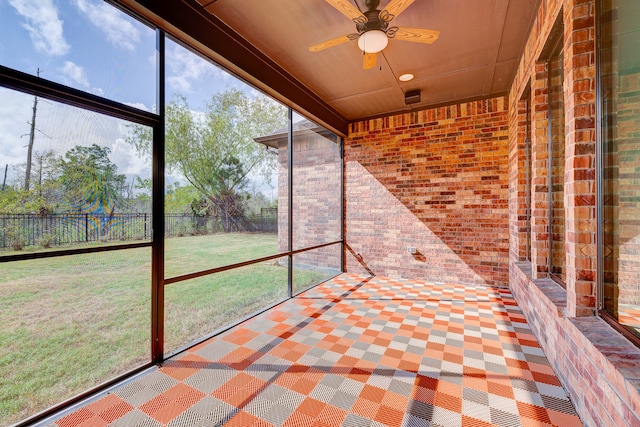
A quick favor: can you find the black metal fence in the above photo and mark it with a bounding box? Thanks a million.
[0,212,277,250]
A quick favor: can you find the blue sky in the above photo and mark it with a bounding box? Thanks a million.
[0,0,157,108]
[0,0,244,110]
[0,0,274,192]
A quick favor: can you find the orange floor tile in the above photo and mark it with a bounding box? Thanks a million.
[49,274,583,427]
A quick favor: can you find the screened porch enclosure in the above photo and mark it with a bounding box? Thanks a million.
[1,0,640,426]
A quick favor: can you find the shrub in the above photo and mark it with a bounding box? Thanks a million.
[39,233,55,249]
[6,226,25,251]
[174,221,193,237]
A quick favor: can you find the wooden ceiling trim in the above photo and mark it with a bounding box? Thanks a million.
[352,91,511,124]
[481,0,510,96]
[195,0,216,7]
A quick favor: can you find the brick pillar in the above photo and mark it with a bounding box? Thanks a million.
[563,0,597,317]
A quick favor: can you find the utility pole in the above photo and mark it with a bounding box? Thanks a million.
[24,68,41,192]
[2,164,7,191]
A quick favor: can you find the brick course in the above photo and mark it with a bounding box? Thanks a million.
[345,98,509,287]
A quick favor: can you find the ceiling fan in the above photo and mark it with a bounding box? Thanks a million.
[309,0,440,70]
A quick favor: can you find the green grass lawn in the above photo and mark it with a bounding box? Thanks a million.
[0,233,330,426]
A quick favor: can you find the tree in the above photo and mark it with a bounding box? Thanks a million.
[33,150,63,210]
[165,182,200,214]
[131,177,152,212]
[3,150,62,214]
[129,89,286,232]
[245,190,276,216]
[0,184,60,215]
[58,144,127,216]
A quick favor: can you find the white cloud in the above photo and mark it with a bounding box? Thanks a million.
[61,61,89,88]
[0,89,33,171]
[60,63,109,100]
[9,0,70,56]
[111,137,149,176]
[124,102,152,112]
[166,44,227,94]
[73,0,140,51]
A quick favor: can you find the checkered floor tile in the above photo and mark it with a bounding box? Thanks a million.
[52,274,583,426]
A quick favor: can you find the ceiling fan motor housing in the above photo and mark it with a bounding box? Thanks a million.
[365,0,380,9]
[358,11,389,33]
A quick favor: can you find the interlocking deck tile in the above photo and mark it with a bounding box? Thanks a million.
[53,273,584,427]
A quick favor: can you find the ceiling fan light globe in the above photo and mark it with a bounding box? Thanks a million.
[357,30,388,53]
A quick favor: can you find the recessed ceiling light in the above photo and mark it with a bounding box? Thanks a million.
[399,73,414,82]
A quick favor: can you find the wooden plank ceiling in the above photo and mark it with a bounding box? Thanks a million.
[195,0,540,122]
[120,0,540,132]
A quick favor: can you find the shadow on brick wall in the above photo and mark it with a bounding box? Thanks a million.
[344,102,509,287]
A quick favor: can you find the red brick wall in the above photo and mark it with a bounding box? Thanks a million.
[344,98,509,287]
[509,0,640,425]
[511,264,640,426]
[274,126,342,270]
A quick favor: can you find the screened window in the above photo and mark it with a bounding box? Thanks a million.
[517,85,533,262]
[532,19,565,284]
[548,48,566,285]
[162,38,287,280]
[0,86,154,425]
[599,0,640,344]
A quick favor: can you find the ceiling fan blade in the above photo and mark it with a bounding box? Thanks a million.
[379,0,415,21]
[363,52,377,70]
[309,34,357,52]
[325,0,368,24]
[394,27,440,44]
